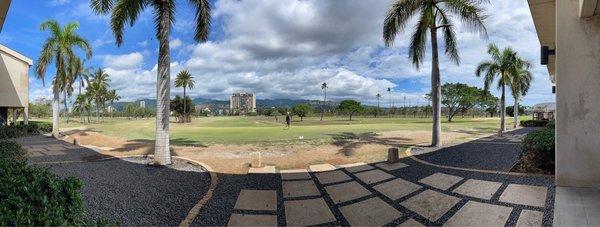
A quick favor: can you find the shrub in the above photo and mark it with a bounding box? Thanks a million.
[520,119,550,127]
[0,121,52,139]
[519,125,555,174]
[0,140,26,161]
[0,140,119,225]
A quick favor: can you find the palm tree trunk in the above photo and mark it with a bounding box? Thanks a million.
[154,5,172,165]
[64,92,70,124]
[430,27,442,147]
[500,83,506,133]
[513,97,518,128]
[52,87,60,138]
[96,102,100,123]
[320,88,326,121]
[183,87,187,123]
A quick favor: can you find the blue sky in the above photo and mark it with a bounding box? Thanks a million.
[2,0,555,106]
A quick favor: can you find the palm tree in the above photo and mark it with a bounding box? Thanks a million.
[106,89,121,118]
[320,82,328,121]
[509,65,532,128]
[383,0,487,147]
[174,70,195,123]
[89,69,111,123]
[476,44,528,133]
[376,93,381,118]
[387,87,392,117]
[91,0,211,165]
[34,20,92,138]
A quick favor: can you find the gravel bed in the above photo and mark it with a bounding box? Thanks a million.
[45,157,211,225]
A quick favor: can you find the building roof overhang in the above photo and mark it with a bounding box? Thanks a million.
[0,44,33,66]
[0,0,10,33]
[528,0,556,83]
[579,0,600,17]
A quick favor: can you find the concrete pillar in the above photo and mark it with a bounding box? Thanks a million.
[12,108,17,125]
[23,107,29,125]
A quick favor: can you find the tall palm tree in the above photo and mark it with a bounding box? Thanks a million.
[320,82,328,121]
[174,70,195,123]
[91,0,211,165]
[383,0,487,147]
[509,66,532,128]
[34,20,92,138]
[376,93,381,118]
[107,89,121,118]
[475,44,528,133]
[387,87,392,117]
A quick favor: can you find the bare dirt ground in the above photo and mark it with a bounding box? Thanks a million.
[61,128,482,174]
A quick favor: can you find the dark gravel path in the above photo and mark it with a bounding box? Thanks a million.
[18,136,212,226]
[416,127,541,171]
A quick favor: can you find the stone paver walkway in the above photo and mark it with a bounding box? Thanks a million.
[194,157,555,226]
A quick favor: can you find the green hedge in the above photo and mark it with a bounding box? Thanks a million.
[0,121,52,139]
[520,124,555,174]
[520,119,550,127]
[0,140,118,226]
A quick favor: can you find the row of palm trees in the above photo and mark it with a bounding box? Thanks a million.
[383,0,532,146]
[73,69,121,123]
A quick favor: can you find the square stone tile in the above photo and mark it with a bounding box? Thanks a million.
[355,169,394,184]
[315,170,351,184]
[374,178,421,200]
[375,162,409,171]
[284,198,336,226]
[325,181,371,204]
[280,169,311,180]
[282,180,321,198]
[418,173,463,190]
[234,190,277,211]
[309,163,336,172]
[228,213,277,226]
[445,201,512,226]
[516,210,543,227]
[453,179,502,200]
[339,197,402,226]
[401,190,460,222]
[398,218,424,226]
[499,184,547,207]
[339,162,375,173]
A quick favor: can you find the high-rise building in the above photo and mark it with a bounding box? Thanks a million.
[230,92,256,113]
[139,101,145,108]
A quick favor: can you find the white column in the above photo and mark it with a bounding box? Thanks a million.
[24,107,29,125]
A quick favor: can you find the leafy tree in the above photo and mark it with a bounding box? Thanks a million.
[170,96,195,123]
[440,83,481,122]
[270,108,281,122]
[383,0,487,146]
[34,20,92,137]
[91,0,212,165]
[29,102,51,119]
[478,90,499,117]
[476,43,529,132]
[292,104,312,121]
[338,100,363,121]
[174,70,195,122]
[506,105,526,118]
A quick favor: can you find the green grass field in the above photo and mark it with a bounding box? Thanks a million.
[44,115,531,146]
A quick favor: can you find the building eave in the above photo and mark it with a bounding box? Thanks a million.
[0,44,33,66]
[528,0,556,83]
[579,0,600,17]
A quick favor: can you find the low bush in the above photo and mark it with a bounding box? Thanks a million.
[0,140,118,225]
[517,125,555,174]
[520,119,550,127]
[0,121,52,139]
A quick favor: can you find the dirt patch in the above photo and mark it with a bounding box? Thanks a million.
[61,128,481,174]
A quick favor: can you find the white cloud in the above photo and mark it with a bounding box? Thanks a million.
[102,52,144,70]
[49,0,70,6]
[170,38,183,49]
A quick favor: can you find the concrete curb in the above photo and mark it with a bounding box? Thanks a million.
[405,147,554,178]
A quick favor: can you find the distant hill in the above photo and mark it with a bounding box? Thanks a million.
[111,97,332,111]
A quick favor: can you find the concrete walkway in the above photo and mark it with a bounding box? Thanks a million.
[194,158,554,226]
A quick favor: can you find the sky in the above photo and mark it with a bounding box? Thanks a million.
[2,0,555,106]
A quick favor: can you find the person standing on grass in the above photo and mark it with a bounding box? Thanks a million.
[285,112,292,129]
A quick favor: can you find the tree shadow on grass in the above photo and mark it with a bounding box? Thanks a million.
[327,132,412,156]
[110,138,208,153]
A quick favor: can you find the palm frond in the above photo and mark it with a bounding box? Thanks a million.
[383,0,422,47]
[110,0,149,46]
[437,8,459,65]
[189,0,211,42]
[91,0,114,14]
[444,0,488,37]
[409,7,433,69]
